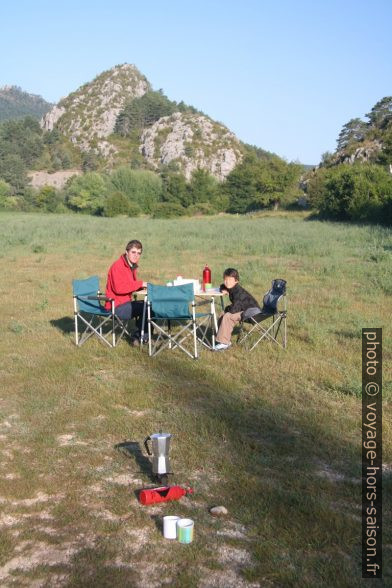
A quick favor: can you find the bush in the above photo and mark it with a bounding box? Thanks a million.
[104,191,131,217]
[307,163,392,224]
[187,202,216,216]
[0,180,12,207]
[152,202,186,218]
[109,167,162,213]
[34,186,63,212]
[65,172,108,214]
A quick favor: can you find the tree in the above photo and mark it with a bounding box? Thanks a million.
[337,118,368,151]
[82,150,99,172]
[0,179,12,207]
[0,116,44,167]
[109,167,162,213]
[224,153,302,213]
[161,172,189,206]
[0,153,27,191]
[188,169,219,207]
[115,91,177,136]
[65,172,108,214]
[307,163,392,224]
[366,96,392,130]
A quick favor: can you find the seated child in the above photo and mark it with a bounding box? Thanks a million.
[214,268,260,351]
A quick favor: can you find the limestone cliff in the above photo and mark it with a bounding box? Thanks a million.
[41,64,151,156]
[140,111,242,180]
[40,63,243,179]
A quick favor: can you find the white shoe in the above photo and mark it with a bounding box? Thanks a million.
[213,342,231,351]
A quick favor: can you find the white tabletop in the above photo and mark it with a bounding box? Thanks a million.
[133,287,225,297]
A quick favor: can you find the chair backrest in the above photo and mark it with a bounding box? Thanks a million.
[147,283,193,319]
[262,279,287,314]
[73,275,102,313]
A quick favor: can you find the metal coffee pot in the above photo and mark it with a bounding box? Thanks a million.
[144,431,172,484]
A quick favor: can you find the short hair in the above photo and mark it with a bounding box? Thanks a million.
[125,240,143,252]
[223,268,239,281]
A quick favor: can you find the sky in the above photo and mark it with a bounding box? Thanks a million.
[1,0,391,164]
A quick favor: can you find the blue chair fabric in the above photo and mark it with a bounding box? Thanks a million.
[146,283,213,359]
[73,275,130,347]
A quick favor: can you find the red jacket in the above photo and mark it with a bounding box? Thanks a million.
[105,254,143,310]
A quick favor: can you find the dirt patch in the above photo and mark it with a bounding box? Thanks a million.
[0,540,78,582]
[28,169,82,190]
[104,473,143,486]
[217,521,248,540]
[57,434,89,447]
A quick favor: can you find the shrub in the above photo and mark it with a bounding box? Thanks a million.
[65,172,108,214]
[34,186,63,212]
[104,191,131,217]
[152,202,186,218]
[108,167,162,213]
[308,163,392,224]
[187,202,215,216]
[0,180,12,207]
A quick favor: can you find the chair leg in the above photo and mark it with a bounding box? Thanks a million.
[193,320,198,359]
[211,314,215,349]
[74,313,79,346]
[148,303,152,357]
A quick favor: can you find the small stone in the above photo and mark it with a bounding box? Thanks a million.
[209,505,228,517]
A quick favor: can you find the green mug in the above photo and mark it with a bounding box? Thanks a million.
[177,518,194,543]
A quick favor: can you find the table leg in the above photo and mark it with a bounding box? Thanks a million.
[140,295,147,347]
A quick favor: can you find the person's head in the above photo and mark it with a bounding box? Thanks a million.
[125,240,143,265]
[223,267,239,289]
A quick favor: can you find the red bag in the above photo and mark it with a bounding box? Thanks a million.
[139,485,193,505]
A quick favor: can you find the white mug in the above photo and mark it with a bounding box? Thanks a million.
[163,515,180,539]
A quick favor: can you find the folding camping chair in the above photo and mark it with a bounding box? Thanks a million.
[146,283,214,359]
[73,275,131,347]
[238,279,287,350]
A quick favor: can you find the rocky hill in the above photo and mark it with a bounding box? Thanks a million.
[41,63,243,180]
[0,86,52,122]
[42,64,151,158]
[140,111,242,180]
[324,96,392,168]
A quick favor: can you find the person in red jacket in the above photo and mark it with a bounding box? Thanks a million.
[105,239,148,344]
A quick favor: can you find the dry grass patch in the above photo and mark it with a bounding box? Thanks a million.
[0,212,390,586]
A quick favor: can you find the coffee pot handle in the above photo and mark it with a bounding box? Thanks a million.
[144,436,152,455]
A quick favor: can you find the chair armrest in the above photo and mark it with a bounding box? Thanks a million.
[83,295,113,302]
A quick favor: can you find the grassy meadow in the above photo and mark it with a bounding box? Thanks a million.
[0,210,391,587]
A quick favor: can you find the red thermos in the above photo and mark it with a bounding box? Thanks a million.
[139,485,193,505]
[202,265,211,290]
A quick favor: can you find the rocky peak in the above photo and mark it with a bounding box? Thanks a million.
[41,64,151,155]
[140,111,242,180]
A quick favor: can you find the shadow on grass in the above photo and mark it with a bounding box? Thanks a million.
[114,440,155,483]
[50,316,74,335]
[142,352,391,585]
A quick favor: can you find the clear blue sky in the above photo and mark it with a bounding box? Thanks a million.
[1,0,391,164]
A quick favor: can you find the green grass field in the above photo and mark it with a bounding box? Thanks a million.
[0,211,391,587]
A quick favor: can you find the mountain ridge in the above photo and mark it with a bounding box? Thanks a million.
[0,85,52,122]
[41,63,243,180]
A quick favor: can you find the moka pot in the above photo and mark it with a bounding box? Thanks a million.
[144,431,172,484]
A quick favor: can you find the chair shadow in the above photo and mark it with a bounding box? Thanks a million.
[50,316,74,335]
[114,440,155,483]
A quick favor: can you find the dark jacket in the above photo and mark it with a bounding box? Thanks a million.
[220,282,260,315]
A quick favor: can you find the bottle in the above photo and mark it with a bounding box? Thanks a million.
[138,485,193,505]
[202,265,211,291]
